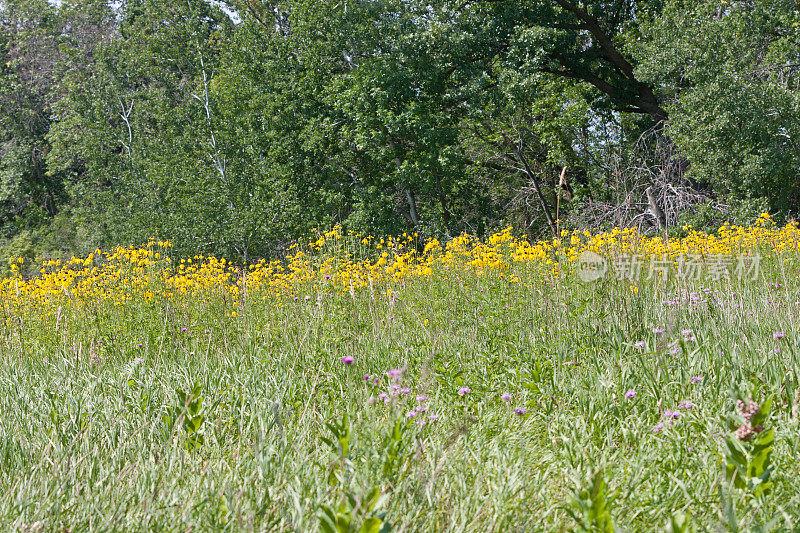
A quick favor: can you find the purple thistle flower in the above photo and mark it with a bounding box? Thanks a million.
[634,341,646,349]
[663,409,682,419]
[415,404,428,412]
[406,411,416,419]
[653,422,665,433]
[417,395,428,403]
[514,407,527,416]
[500,393,512,402]
[774,331,786,340]
[387,368,403,377]
[137,343,143,348]
[428,414,438,421]
[458,386,471,396]
[690,376,703,383]
[364,374,371,381]
[624,389,637,399]
[181,328,187,332]
[342,356,355,364]
[678,402,693,409]
[378,392,388,401]
[653,327,665,335]
[400,388,411,395]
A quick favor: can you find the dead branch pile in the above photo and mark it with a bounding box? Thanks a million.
[568,128,726,233]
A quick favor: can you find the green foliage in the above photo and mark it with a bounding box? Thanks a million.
[674,197,770,237]
[380,419,406,480]
[664,511,697,533]
[318,414,393,533]
[665,512,696,533]
[565,470,616,533]
[635,0,800,214]
[319,486,391,533]
[0,0,67,234]
[322,413,352,461]
[722,388,775,502]
[0,0,798,260]
[162,382,207,452]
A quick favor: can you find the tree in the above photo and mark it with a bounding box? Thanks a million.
[48,0,291,259]
[635,0,800,215]
[421,0,668,123]
[0,0,64,236]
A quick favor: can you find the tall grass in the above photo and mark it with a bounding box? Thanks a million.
[1,226,800,531]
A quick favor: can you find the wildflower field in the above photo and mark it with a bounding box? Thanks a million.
[3,216,800,531]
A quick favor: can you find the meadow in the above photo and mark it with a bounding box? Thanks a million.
[2,215,800,531]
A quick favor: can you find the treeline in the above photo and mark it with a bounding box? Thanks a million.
[0,0,798,264]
